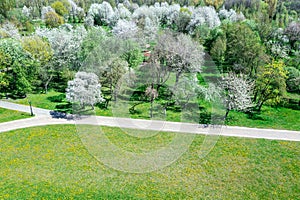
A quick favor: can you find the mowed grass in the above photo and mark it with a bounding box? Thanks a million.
[7,90,63,110]
[0,125,299,199]
[0,108,31,123]
[6,91,300,130]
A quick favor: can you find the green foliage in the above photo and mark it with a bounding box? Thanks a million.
[224,22,267,77]
[210,34,226,65]
[21,36,53,65]
[0,0,16,18]
[286,66,300,93]
[0,38,38,96]
[44,11,64,28]
[51,1,69,16]
[204,0,224,9]
[254,60,288,111]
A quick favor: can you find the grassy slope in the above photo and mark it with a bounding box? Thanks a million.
[0,125,299,199]
[0,108,31,123]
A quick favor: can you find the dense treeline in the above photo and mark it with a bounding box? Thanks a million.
[0,0,299,119]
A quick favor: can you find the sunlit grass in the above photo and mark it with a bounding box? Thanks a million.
[0,108,32,123]
[5,90,300,130]
[0,125,299,199]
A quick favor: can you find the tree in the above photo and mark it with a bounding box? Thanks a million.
[224,22,267,77]
[150,31,204,85]
[286,67,300,93]
[145,83,158,118]
[66,71,104,110]
[21,36,54,93]
[254,60,287,112]
[36,25,87,71]
[221,72,253,120]
[0,0,16,18]
[285,21,300,50]
[0,39,37,97]
[204,0,224,9]
[187,6,221,35]
[87,2,114,26]
[45,11,64,28]
[51,1,69,16]
[112,20,138,40]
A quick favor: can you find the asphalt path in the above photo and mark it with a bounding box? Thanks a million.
[0,100,300,141]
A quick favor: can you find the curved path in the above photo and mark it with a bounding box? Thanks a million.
[1,100,300,141]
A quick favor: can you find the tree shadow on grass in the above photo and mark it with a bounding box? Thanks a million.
[47,94,66,103]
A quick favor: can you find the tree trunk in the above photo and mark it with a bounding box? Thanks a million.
[224,109,230,121]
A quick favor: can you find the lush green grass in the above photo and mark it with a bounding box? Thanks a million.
[7,90,64,110]
[0,108,31,123]
[227,106,300,131]
[0,125,299,199]
[5,90,300,130]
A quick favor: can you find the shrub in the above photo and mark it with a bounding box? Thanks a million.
[45,11,64,28]
[51,1,69,16]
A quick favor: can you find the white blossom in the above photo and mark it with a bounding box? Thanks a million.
[88,2,114,26]
[112,20,138,39]
[0,22,20,40]
[66,71,104,108]
[219,8,245,22]
[221,72,253,112]
[36,25,87,69]
[22,6,31,18]
[187,6,221,34]
[41,6,55,20]
[114,3,132,20]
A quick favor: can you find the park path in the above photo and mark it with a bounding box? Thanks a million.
[0,100,300,141]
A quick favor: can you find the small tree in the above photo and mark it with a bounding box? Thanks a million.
[221,72,253,120]
[66,71,104,110]
[145,83,158,118]
[21,35,54,93]
[254,60,287,111]
[45,11,64,28]
[51,1,69,16]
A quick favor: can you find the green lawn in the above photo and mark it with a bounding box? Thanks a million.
[6,91,300,130]
[0,125,299,199]
[0,108,31,123]
[226,106,300,131]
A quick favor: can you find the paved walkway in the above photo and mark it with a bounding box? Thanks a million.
[1,100,300,141]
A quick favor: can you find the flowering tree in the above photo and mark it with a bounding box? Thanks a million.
[0,22,20,40]
[218,8,245,22]
[41,6,55,20]
[113,3,132,21]
[112,20,138,39]
[66,71,104,110]
[187,6,221,34]
[151,31,204,85]
[221,72,253,119]
[67,0,85,22]
[87,2,114,26]
[36,24,87,70]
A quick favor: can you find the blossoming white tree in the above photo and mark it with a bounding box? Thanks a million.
[36,25,87,70]
[66,71,104,109]
[187,6,221,34]
[112,19,138,39]
[221,72,253,119]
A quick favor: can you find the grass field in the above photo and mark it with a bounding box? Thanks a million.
[0,108,31,123]
[7,91,300,131]
[0,125,299,199]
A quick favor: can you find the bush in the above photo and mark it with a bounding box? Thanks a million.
[286,67,300,93]
[45,11,64,28]
[51,1,69,16]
